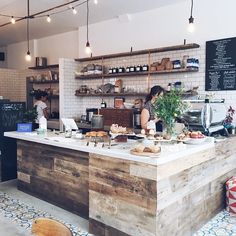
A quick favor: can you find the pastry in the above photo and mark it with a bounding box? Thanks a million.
[150,145,161,153]
[134,144,145,153]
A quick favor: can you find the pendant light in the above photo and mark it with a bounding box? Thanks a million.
[188,0,195,33]
[85,0,92,55]
[25,0,31,61]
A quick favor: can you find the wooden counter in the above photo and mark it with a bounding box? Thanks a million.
[17,140,89,218]
[4,132,236,236]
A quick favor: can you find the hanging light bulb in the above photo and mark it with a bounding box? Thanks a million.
[85,0,92,55]
[72,7,77,15]
[188,16,195,33]
[47,15,51,23]
[25,51,31,61]
[85,41,91,54]
[94,0,98,4]
[25,0,31,62]
[11,16,16,24]
[187,0,195,33]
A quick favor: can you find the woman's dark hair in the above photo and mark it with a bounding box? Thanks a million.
[35,90,48,100]
[145,85,165,103]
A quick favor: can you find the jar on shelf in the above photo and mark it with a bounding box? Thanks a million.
[135,65,141,72]
[172,60,181,69]
[101,99,107,108]
[112,67,118,74]
[108,68,113,74]
[118,67,125,73]
[129,65,135,72]
[142,64,149,71]
[126,66,130,73]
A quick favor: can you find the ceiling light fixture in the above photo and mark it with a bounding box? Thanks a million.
[85,0,92,55]
[188,0,195,33]
[25,0,31,61]
[0,0,81,28]
[94,0,98,4]
[11,16,16,24]
[46,15,51,23]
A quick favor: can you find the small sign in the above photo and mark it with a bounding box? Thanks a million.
[17,123,32,132]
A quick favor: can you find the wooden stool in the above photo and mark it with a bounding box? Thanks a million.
[31,218,73,236]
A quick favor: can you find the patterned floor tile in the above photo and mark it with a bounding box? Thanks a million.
[0,192,92,236]
[195,210,236,236]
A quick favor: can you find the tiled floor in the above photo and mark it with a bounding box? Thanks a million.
[0,180,236,236]
[0,180,89,236]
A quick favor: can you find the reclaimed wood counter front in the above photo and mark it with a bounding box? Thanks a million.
[17,140,89,218]
[4,132,236,236]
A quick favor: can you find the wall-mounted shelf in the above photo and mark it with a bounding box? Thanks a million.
[75,68,199,80]
[29,80,59,84]
[28,64,59,70]
[75,43,200,62]
[75,92,147,97]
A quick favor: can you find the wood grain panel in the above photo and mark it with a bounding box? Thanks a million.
[17,140,89,218]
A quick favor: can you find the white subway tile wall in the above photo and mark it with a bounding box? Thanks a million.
[60,44,236,121]
[0,69,38,102]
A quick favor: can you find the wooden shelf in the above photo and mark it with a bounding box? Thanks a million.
[49,95,59,99]
[28,64,59,70]
[75,43,200,62]
[75,68,199,80]
[75,92,147,97]
[29,80,59,84]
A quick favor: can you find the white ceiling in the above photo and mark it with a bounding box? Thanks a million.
[0,0,186,47]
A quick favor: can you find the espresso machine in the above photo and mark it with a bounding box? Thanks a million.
[182,99,227,135]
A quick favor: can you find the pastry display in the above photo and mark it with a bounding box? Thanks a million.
[110,124,133,134]
[85,131,108,137]
[131,143,161,154]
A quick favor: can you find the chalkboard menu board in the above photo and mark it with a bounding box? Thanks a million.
[205,37,236,91]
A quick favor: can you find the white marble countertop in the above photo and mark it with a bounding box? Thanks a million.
[4,131,215,166]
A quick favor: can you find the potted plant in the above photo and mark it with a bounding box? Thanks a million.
[23,107,38,130]
[223,106,235,134]
[153,89,189,135]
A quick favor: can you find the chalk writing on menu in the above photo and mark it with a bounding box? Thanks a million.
[205,37,236,91]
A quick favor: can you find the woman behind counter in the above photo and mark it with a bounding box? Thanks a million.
[34,91,49,128]
[141,85,165,131]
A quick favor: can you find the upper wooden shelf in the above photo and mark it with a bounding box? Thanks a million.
[28,64,59,70]
[75,92,147,97]
[75,43,200,62]
[75,68,199,80]
[29,80,59,84]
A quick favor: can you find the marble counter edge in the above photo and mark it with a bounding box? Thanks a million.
[4,131,215,166]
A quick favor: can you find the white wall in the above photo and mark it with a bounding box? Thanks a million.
[78,0,236,57]
[7,40,35,69]
[7,30,79,69]
[35,31,79,65]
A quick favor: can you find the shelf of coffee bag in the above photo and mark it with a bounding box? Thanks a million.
[75,92,147,97]
[75,43,200,62]
[75,68,198,80]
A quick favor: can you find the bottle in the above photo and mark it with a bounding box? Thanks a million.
[101,99,107,108]
[167,83,171,91]
[126,66,130,73]
[39,116,47,131]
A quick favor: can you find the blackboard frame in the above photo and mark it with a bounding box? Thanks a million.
[205,36,236,91]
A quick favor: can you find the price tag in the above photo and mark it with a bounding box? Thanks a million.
[96,142,104,148]
[88,142,95,147]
